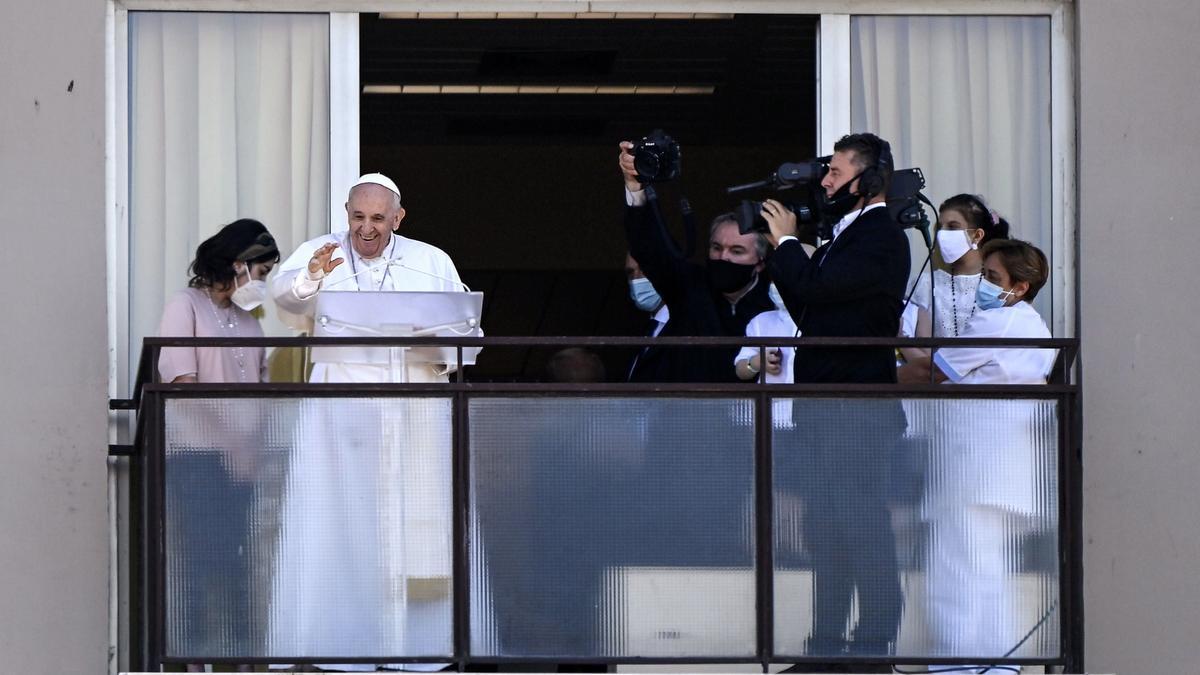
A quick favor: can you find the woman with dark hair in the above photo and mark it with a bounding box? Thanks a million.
[898,194,1010,380]
[158,218,280,383]
[155,218,278,671]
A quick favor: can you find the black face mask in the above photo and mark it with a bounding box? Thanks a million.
[707,258,759,293]
[818,172,865,227]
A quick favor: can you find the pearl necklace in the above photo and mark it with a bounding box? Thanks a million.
[205,289,249,383]
[949,273,981,337]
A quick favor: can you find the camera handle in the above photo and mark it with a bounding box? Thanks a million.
[680,197,698,259]
[899,193,938,372]
[643,185,687,260]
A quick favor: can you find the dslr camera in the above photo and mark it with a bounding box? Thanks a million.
[632,129,682,184]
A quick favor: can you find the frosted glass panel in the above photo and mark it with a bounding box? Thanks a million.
[773,398,1059,660]
[468,397,757,659]
[163,397,453,660]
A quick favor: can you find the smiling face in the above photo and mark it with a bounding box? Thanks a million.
[345,183,405,259]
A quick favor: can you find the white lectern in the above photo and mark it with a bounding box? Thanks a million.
[311,290,484,382]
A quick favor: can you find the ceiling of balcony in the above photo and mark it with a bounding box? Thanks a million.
[359,13,818,148]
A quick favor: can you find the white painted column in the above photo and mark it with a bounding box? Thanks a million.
[329,11,359,233]
[817,13,851,154]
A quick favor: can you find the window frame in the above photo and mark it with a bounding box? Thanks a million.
[104,2,1076,671]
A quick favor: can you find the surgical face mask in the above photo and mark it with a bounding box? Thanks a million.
[629,277,662,313]
[937,229,977,264]
[707,258,758,293]
[230,264,267,311]
[975,277,1015,310]
[768,283,786,311]
[818,172,864,227]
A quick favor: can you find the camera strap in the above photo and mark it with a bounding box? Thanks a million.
[680,196,697,259]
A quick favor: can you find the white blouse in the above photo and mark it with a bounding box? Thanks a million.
[901,269,984,338]
[933,301,1056,385]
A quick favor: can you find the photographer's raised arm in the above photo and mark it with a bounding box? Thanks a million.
[618,141,690,304]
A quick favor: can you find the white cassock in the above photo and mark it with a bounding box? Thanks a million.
[923,301,1057,659]
[267,231,468,669]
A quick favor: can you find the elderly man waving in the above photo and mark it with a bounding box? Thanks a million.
[271,172,468,383]
[268,173,467,671]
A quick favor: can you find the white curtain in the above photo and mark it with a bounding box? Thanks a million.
[129,12,330,376]
[851,16,1052,321]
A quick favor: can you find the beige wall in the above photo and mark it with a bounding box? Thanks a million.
[0,0,111,672]
[1079,0,1200,673]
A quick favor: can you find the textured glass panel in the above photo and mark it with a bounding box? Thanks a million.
[469,397,757,658]
[773,398,1060,661]
[164,397,453,660]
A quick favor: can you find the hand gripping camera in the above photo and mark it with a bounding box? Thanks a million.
[632,129,682,184]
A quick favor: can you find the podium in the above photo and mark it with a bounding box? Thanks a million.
[311,290,484,382]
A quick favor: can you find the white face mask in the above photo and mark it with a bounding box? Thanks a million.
[230,264,267,311]
[768,283,786,311]
[936,229,977,264]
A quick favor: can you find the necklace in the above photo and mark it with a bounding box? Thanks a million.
[949,273,981,337]
[346,235,396,291]
[205,289,249,383]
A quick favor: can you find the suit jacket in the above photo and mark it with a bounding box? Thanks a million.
[626,200,774,383]
[768,205,910,384]
[627,314,670,383]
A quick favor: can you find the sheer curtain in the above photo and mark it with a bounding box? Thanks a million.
[851,16,1052,321]
[129,12,330,379]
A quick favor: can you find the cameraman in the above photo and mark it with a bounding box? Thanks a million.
[761,133,909,664]
[617,141,774,382]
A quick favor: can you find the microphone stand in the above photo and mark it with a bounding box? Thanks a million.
[898,193,937,383]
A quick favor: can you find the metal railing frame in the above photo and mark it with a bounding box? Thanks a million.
[109,335,1081,672]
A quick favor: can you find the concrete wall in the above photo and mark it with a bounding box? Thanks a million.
[1079,1,1200,673]
[0,0,111,672]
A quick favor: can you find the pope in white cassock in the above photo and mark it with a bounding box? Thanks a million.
[267,173,467,670]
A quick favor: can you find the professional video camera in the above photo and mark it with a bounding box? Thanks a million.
[727,159,830,236]
[727,158,928,240]
[632,129,682,184]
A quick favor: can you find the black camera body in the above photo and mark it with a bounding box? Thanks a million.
[735,199,816,236]
[728,158,830,235]
[728,159,927,238]
[632,129,682,184]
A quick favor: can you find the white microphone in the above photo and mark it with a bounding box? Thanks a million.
[321,255,376,289]
[385,258,472,292]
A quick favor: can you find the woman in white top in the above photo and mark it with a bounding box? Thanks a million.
[923,240,1057,665]
[898,194,1011,382]
[734,282,799,428]
[156,219,278,671]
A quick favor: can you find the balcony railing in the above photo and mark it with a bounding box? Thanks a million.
[109,335,1081,672]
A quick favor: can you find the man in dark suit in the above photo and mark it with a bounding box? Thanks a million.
[617,142,775,383]
[761,133,910,667]
[623,252,673,383]
[615,142,773,571]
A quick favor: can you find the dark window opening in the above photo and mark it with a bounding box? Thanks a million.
[360,13,818,380]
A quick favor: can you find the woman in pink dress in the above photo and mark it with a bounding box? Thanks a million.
[158,218,279,384]
[156,218,278,670]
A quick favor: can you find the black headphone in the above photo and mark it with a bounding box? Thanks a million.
[856,135,893,201]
